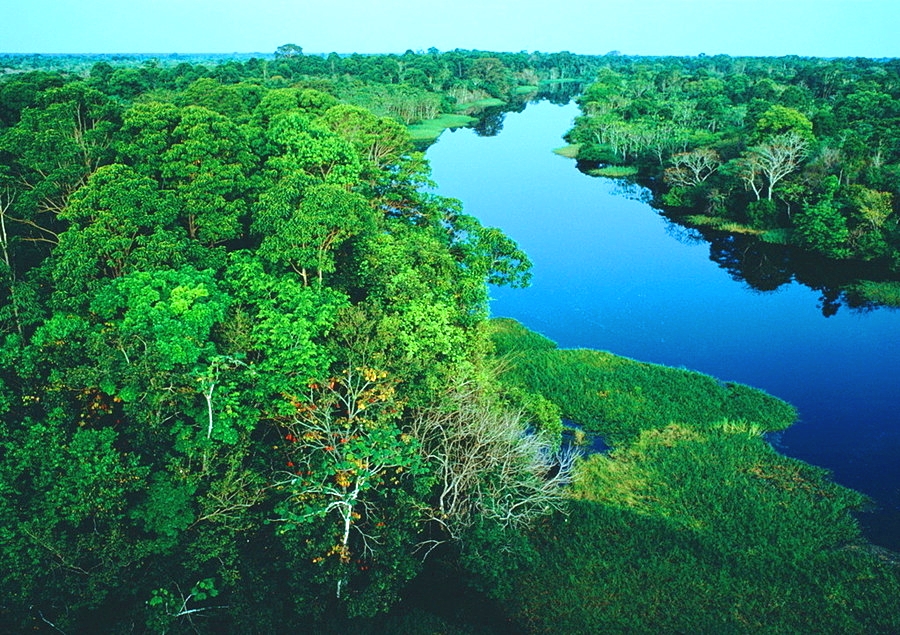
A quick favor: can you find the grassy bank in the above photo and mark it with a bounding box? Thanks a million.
[851,280,900,307]
[407,112,479,143]
[587,165,639,178]
[407,95,509,144]
[684,214,767,236]
[479,318,900,634]
[490,318,795,445]
[552,143,580,158]
[551,144,639,176]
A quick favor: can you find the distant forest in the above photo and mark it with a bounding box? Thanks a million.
[564,54,900,309]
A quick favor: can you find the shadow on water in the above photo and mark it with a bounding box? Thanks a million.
[469,82,584,139]
[533,80,585,105]
[570,156,900,318]
[582,171,900,317]
[702,230,899,317]
[472,104,513,137]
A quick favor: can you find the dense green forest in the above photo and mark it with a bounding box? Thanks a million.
[1,48,899,633]
[564,55,900,308]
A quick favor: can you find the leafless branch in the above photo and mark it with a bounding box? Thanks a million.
[410,380,577,547]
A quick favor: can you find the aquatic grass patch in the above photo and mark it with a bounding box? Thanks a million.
[407,113,478,142]
[571,424,866,556]
[454,97,506,112]
[539,78,585,84]
[489,318,556,353]
[587,165,639,178]
[551,143,580,158]
[494,497,900,635]
[760,227,793,244]
[684,214,765,235]
[489,318,796,445]
[478,318,900,634]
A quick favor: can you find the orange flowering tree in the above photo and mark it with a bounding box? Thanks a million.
[272,367,429,612]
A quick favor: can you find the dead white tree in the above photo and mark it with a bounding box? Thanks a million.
[0,187,25,337]
[665,148,722,188]
[410,380,577,555]
[745,132,809,200]
[735,153,766,201]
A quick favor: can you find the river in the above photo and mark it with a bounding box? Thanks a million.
[426,100,900,550]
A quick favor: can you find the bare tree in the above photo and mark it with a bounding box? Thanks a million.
[734,153,766,201]
[410,379,576,554]
[664,148,722,188]
[0,187,25,336]
[745,132,809,200]
[641,121,683,166]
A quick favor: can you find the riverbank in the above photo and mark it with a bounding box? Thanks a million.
[407,96,506,144]
[490,318,797,444]
[408,82,546,145]
[408,112,478,143]
[484,318,900,633]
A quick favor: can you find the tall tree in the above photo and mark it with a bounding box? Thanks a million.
[256,183,375,285]
[741,132,809,200]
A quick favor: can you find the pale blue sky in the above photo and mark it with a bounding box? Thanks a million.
[3,0,897,58]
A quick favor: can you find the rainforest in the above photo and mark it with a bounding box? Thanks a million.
[1,48,899,634]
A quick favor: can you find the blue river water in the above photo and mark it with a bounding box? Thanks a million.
[426,100,900,549]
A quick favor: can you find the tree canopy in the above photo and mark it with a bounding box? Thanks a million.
[1,49,898,634]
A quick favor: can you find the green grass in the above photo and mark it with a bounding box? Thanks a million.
[407,113,478,142]
[489,318,796,446]
[684,214,765,235]
[552,143,580,158]
[480,318,900,634]
[760,228,794,244]
[572,425,864,549]
[587,165,639,178]
[503,497,900,635]
[539,78,585,84]
[490,319,557,353]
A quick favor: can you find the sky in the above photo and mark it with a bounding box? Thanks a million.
[3,0,898,58]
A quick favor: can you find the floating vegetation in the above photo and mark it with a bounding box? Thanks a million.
[482,318,900,634]
[684,214,765,235]
[408,113,478,142]
[552,143,580,158]
[587,165,639,178]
